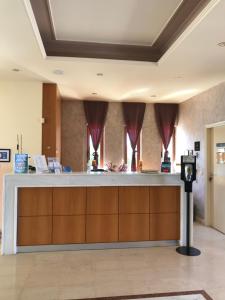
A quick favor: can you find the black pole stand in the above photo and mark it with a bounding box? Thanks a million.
[176,191,201,256]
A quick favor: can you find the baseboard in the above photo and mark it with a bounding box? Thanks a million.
[17,240,178,254]
[195,216,205,225]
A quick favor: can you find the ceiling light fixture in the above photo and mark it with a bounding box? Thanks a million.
[92,92,97,95]
[217,42,225,47]
[53,69,64,75]
[150,95,157,98]
[12,68,20,72]
[96,73,103,76]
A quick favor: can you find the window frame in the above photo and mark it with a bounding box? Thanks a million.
[86,127,104,167]
[161,128,176,163]
[124,127,141,169]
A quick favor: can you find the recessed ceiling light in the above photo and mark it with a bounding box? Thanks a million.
[92,92,97,95]
[96,73,103,76]
[217,42,225,47]
[12,68,20,72]
[53,69,64,75]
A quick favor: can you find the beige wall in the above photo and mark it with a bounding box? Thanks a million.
[61,101,161,172]
[176,81,225,220]
[0,81,42,229]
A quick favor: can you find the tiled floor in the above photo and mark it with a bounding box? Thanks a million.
[0,224,224,300]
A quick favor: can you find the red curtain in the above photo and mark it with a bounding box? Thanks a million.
[83,101,108,166]
[154,104,178,161]
[122,102,146,171]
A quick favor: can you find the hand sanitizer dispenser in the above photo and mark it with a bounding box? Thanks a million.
[181,155,196,192]
[176,154,201,256]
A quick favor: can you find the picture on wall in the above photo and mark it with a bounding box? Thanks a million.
[0,149,11,162]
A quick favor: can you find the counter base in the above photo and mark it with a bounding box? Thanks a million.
[17,240,179,253]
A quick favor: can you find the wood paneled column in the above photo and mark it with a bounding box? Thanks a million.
[42,83,61,160]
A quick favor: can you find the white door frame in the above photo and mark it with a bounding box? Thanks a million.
[205,121,225,226]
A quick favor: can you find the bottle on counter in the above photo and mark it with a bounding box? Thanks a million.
[87,160,91,172]
[138,160,143,172]
[92,159,97,171]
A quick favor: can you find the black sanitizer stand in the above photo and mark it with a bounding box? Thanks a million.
[176,155,201,256]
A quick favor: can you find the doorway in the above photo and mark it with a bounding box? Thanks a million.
[206,122,225,233]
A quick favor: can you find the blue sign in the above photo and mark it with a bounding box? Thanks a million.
[14,154,28,173]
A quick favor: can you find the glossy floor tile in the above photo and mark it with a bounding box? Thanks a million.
[0,224,224,300]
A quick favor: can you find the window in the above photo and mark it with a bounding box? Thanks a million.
[162,130,175,163]
[124,129,141,171]
[87,128,104,167]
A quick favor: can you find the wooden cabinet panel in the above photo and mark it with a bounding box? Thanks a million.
[17,186,181,247]
[119,214,149,242]
[150,213,180,241]
[86,215,118,243]
[87,187,118,214]
[52,216,85,244]
[17,216,52,246]
[150,186,180,213]
[18,188,52,216]
[53,187,86,215]
[42,83,61,160]
[119,187,149,214]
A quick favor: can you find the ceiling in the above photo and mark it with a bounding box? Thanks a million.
[0,0,225,103]
[50,0,182,46]
[29,0,211,62]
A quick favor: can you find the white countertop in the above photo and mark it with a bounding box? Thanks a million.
[5,171,180,176]
[4,171,181,188]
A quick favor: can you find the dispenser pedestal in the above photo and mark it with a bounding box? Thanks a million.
[176,191,201,257]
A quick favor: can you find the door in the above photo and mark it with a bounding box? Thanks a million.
[211,125,225,233]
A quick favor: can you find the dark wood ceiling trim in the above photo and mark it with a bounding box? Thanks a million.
[44,40,161,62]
[153,0,211,54]
[30,0,212,62]
[30,0,55,41]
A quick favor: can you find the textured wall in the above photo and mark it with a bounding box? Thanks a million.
[61,101,87,171]
[177,82,225,219]
[61,101,161,172]
[142,103,162,170]
[104,102,125,167]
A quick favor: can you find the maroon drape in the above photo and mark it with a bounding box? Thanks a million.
[122,102,146,171]
[83,101,108,166]
[154,104,178,161]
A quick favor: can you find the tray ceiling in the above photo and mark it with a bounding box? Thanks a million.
[29,0,211,62]
[49,0,182,46]
[1,0,224,103]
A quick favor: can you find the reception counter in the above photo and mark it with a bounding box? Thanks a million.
[1,172,191,255]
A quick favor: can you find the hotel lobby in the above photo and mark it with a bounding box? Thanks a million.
[0,0,225,299]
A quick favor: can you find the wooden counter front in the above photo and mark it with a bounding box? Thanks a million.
[17,186,180,246]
